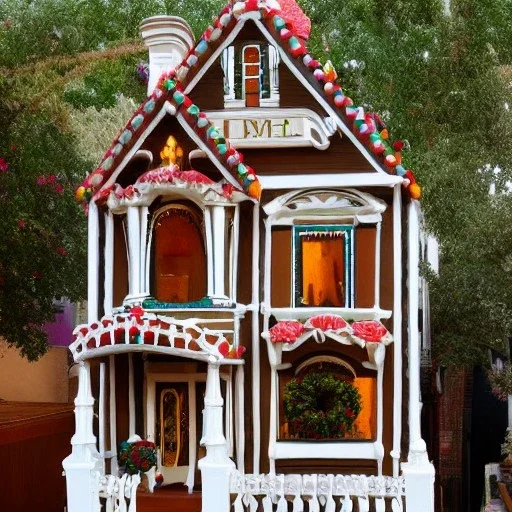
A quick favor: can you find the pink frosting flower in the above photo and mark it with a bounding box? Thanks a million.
[305,314,348,331]
[351,320,388,342]
[37,176,47,186]
[269,320,305,344]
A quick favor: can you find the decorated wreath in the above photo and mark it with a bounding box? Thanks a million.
[283,371,362,439]
[118,438,157,475]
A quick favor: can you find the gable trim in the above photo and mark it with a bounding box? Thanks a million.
[181,10,386,175]
[103,101,176,190]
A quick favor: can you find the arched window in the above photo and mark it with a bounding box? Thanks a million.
[150,204,207,303]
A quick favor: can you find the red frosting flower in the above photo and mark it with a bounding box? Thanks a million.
[305,314,348,331]
[269,320,305,343]
[351,320,388,342]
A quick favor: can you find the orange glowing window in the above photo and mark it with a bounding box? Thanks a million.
[152,205,207,303]
[293,225,354,308]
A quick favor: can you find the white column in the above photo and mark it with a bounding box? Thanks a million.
[199,362,235,512]
[407,200,422,452]
[99,363,106,457]
[88,201,100,323]
[103,211,114,315]
[139,206,149,296]
[63,362,102,512]
[374,221,382,309]
[212,206,227,298]
[126,207,141,299]
[109,355,118,475]
[231,206,240,302]
[235,365,245,472]
[391,185,402,477]
[401,200,435,512]
[205,207,214,296]
[252,204,261,474]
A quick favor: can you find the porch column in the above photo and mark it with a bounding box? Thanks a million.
[401,200,435,512]
[87,201,99,322]
[126,206,141,300]
[211,206,227,299]
[63,362,102,512]
[199,362,235,512]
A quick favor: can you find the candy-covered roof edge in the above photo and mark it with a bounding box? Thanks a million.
[77,81,262,205]
[77,0,421,205]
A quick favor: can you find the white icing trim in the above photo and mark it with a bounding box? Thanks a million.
[87,201,99,323]
[374,221,382,309]
[273,441,378,460]
[184,19,250,95]
[294,355,357,378]
[205,207,215,296]
[212,206,227,298]
[104,211,114,315]
[260,173,402,193]
[251,204,261,474]
[99,362,106,457]
[266,306,392,322]
[139,206,149,296]
[126,207,141,297]
[235,365,245,472]
[392,185,402,477]
[109,355,118,475]
[264,188,387,220]
[407,200,422,457]
[231,206,240,301]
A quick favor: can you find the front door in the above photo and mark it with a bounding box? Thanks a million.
[156,382,190,485]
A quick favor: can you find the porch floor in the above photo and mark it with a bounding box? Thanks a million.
[137,484,202,512]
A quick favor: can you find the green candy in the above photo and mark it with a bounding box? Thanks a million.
[187,104,200,116]
[173,91,185,105]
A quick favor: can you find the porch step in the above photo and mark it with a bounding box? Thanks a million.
[137,485,202,512]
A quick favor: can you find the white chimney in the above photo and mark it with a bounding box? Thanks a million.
[140,15,195,95]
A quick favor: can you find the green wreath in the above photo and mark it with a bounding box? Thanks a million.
[283,371,362,439]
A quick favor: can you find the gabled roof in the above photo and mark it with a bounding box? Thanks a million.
[76,0,421,205]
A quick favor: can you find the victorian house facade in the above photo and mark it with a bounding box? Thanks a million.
[63,1,435,510]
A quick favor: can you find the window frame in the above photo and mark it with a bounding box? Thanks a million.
[292,224,355,309]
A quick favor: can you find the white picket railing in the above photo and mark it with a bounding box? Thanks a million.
[98,473,141,512]
[230,472,405,512]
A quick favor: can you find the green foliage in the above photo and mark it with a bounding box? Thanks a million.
[0,114,89,361]
[63,56,146,110]
[284,372,362,439]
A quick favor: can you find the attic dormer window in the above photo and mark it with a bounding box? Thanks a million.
[222,43,280,108]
